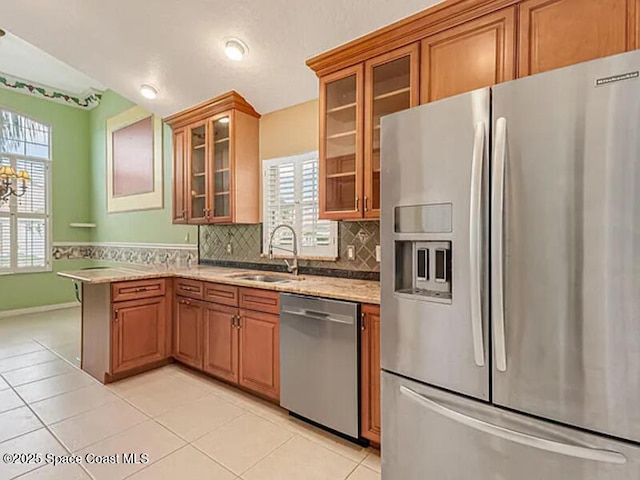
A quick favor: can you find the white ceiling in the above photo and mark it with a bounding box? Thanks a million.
[0,30,105,94]
[2,0,443,117]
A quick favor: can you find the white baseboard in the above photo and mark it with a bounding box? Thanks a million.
[0,302,79,319]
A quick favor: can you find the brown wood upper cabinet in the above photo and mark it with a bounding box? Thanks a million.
[172,128,187,223]
[320,64,364,220]
[421,7,516,103]
[310,0,640,214]
[165,91,260,225]
[319,46,419,220]
[365,45,420,217]
[518,0,637,76]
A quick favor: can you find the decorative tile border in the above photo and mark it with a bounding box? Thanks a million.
[0,72,103,110]
[52,242,197,266]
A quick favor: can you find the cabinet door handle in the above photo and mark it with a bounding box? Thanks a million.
[364,196,369,212]
[136,287,148,292]
[114,310,119,322]
[360,312,366,331]
[236,315,242,329]
[355,196,359,211]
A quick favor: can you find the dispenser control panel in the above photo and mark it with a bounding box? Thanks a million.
[393,204,453,303]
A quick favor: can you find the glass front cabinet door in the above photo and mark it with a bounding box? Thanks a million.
[210,112,232,223]
[318,44,419,220]
[167,91,260,226]
[320,65,364,220]
[187,121,209,223]
[364,44,420,218]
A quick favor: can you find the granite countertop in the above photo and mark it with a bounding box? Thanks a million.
[57,265,380,305]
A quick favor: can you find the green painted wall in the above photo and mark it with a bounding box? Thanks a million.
[0,89,198,312]
[89,90,197,244]
[0,89,93,311]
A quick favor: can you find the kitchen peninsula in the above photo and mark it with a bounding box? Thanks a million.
[57,264,381,442]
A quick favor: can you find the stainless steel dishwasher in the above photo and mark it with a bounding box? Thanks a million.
[280,293,359,439]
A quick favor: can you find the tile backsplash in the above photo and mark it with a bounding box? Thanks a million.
[199,221,380,273]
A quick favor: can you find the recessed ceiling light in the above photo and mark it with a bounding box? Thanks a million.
[225,39,248,61]
[140,84,158,99]
[218,117,230,124]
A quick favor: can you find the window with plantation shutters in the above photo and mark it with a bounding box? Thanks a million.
[263,151,337,259]
[0,109,51,273]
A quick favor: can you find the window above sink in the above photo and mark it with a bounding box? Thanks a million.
[262,151,338,260]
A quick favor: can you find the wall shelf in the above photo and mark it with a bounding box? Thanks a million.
[70,223,97,228]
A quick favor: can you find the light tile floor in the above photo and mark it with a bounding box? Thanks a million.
[0,307,381,479]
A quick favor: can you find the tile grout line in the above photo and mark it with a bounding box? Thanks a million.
[1,336,98,480]
[252,411,370,465]
[192,425,296,479]
[3,336,378,479]
[0,371,96,480]
[3,340,103,412]
[1,352,80,390]
[0,344,47,362]
[111,378,248,480]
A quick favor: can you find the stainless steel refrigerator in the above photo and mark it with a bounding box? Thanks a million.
[380,49,640,479]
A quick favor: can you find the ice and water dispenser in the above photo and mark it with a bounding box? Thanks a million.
[394,203,453,303]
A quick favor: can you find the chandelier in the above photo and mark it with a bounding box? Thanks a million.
[0,165,30,203]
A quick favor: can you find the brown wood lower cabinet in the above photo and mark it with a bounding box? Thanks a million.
[174,296,204,369]
[172,285,281,402]
[112,297,168,374]
[361,303,381,444]
[203,303,239,383]
[238,309,280,400]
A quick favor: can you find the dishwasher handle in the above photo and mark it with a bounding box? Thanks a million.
[281,308,354,325]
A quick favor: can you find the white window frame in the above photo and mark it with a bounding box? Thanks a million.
[262,151,338,259]
[0,108,52,274]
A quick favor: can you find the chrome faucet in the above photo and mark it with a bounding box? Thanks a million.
[267,224,299,276]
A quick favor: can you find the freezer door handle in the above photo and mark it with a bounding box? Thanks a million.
[469,122,485,367]
[492,117,508,372]
[400,386,626,464]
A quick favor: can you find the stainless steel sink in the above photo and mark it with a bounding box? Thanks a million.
[237,274,292,283]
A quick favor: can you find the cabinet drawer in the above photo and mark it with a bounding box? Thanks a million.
[175,278,204,300]
[239,288,280,315]
[112,279,166,302]
[204,283,239,307]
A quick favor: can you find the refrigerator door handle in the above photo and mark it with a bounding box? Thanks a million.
[400,386,627,465]
[492,117,508,372]
[469,122,485,367]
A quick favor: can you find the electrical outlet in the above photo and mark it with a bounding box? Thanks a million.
[376,245,381,262]
[226,243,233,254]
[347,245,355,260]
